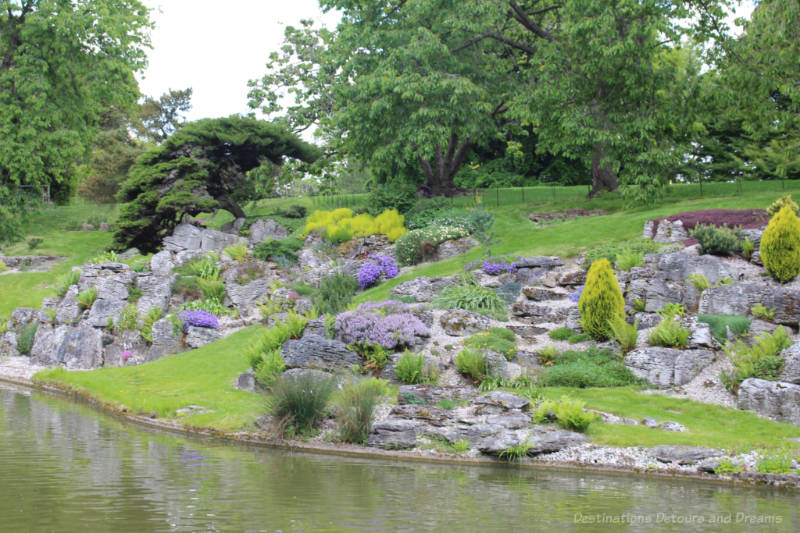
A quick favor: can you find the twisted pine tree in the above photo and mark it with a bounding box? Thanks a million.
[113,116,321,252]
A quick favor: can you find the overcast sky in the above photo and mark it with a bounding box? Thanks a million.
[138,1,754,122]
[137,0,339,121]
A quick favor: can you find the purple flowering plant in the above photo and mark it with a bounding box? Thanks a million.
[336,303,430,350]
[466,255,519,276]
[177,310,219,332]
[357,255,400,289]
[569,285,584,304]
[121,349,133,362]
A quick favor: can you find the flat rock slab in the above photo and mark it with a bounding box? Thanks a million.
[474,391,530,411]
[390,277,454,303]
[737,378,800,425]
[368,419,417,449]
[624,347,715,387]
[650,445,721,465]
[397,385,477,406]
[281,334,362,372]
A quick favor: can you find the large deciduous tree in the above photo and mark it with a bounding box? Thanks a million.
[135,88,194,144]
[0,0,151,242]
[113,116,321,252]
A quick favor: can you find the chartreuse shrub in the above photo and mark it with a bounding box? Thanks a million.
[578,259,625,340]
[304,208,407,243]
[761,205,800,283]
[767,194,800,217]
[720,326,792,392]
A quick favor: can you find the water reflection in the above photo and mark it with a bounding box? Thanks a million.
[0,384,796,532]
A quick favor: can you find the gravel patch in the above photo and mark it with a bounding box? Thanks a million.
[0,356,47,383]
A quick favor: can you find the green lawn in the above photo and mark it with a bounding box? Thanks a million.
[0,203,117,318]
[34,326,265,431]
[539,387,800,452]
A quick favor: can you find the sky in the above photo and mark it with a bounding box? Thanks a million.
[138,1,755,123]
[137,0,339,121]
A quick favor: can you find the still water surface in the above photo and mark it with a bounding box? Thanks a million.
[0,383,797,532]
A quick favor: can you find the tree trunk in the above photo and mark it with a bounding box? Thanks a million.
[416,134,471,197]
[590,144,619,197]
[216,193,247,219]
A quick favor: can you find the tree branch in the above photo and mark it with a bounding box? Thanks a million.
[508,0,557,42]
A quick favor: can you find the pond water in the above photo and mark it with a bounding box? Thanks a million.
[0,382,797,532]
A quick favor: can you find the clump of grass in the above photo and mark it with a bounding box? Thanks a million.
[395,351,438,384]
[539,346,643,388]
[77,287,97,311]
[452,439,471,452]
[533,396,597,432]
[117,304,139,331]
[198,278,226,302]
[55,269,81,298]
[463,327,517,361]
[223,242,249,262]
[434,273,506,317]
[176,254,221,280]
[548,327,573,341]
[498,440,532,462]
[268,373,336,434]
[313,271,358,315]
[720,326,792,392]
[697,314,751,342]
[336,378,387,444]
[750,303,776,321]
[648,316,689,348]
[756,452,795,474]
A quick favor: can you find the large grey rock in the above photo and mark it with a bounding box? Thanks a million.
[474,391,530,410]
[8,307,45,330]
[469,424,523,454]
[147,318,182,362]
[515,256,565,269]
[398,385,477,406]
[625,278,684,314]
[247,218,288,245]
[390,404,454,426]
[368,419,417,449]
[174,250,208,267]
[225,277,272,316]
[30,324,103,369]
[737,378,800,425]
[511,301,570,323]
[686,317,716,349]
[135,273,175,315]
[86,297,127,328]
[700,282,800,326]
[439,309,491,336]
[522,286,569,301]
[779,342,800,384]
[647,219,689,243]
[150,250,174,275]
[104,330,148,367]
[527,428,589,455]
[235,368,266,393]
[0,331,18,357]
[185,326,222,349]
[435,236,478,261]
[651,445,721,465]
[298,248,326,270]
[624,347,715,387]
[163,223,203,252]
[221,217,246,234]
[200,229,242,252]
[55,286,81,325]
[486,352,522,381]
[281,334,362,372]
[390,276,454,302]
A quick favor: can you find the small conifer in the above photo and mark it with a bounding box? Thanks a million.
[579,258,625,340]
[761,204,800,283]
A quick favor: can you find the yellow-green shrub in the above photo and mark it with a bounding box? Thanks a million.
[761,205,800,283]
[767,194,799,217]
[579,258,625,340]
[303,208,408,242]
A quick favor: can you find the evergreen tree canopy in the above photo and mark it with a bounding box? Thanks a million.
[113,116,321,252]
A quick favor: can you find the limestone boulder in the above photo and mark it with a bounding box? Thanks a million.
[30,324,103,369]
[390,276,454,302]
[163,223,203,252]
[247,218,288,245]
[185,326,222,349]
[737,378,800,425]
[624,347,715,387]
[281,334,362,372]
[147,318,183,362]
[439,309,491,336]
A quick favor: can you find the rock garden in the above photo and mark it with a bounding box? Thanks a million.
[4,196,800,484]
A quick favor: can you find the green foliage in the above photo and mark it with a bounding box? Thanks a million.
[615,249,643,271]
[0,0,151,243]
[268,373,335,433]
[275,205,308,219]
[452,439,471,453]
[540,346,643,388]
[750,304,776,321]
[721,327,792,392]
[77,287,98,311]
[714,459,745,475]
[690,224,744,256]
[0,260,6,273]
[698,314,751,343]
[455,348,489,384]
[353,343,391,371]
[633,299,645,312]
[127,286,142,303]
[197,279,226,302]
[609,315,638,354]
[579,259,625,340]
[89,250,119,264]
[584,239,661,267]
[433,274,506,317]
[395,225,470,266]
[180,298,230,317]
[741,238,755,261]
[534,397,597,432]
[27,238,43,251]
[537,345,560,366]
[657,302,685,319]
[117,304,139,331]
[548,327,573,341]
[313,271,359,315]
[756,453,795,475]
[323,313,336,339]
[463,328,517,361]
[16,322,39,356]
[43,308,56,322]
[252,238,304,264]
[497,440,532,462]
[648,317,689,348]
[223,243,249,263]
[140,306,163,344]
[336,378,386,444]
[767,195,800,218]
[760,205,800,283]
[177,254,221,280]
[55,270,81,298]
[253,349,285,388]
[113,117,321,252]
[367,183,418,215]
[395,351,438,385]
[688,273,710,292]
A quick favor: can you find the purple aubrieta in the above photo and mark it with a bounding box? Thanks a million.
[177,310,219,332]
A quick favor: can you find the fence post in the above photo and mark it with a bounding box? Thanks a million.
[552,184,556,203]
[496,187,499,207]
[699,177,703,197]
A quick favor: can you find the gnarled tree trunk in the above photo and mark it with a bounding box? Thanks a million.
[416,134,471,196]
[590,144,619,197]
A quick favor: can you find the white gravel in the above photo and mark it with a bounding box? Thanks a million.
[0,356,46,383]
